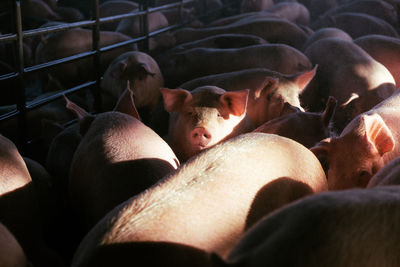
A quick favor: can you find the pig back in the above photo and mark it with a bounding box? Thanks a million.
[72,133,327,266]
[69,111,179,229]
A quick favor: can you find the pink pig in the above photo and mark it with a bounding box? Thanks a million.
[311,90,400,190]
[161,86,254,162]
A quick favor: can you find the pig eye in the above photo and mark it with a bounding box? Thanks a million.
[217,113,222,117]
[187,111,193,116]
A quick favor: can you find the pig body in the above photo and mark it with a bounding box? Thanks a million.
[161,86,254,161]
[0,222,27,267]
[228,186,400,267]
[160,44,312,87]
[302,37,396,131]
[116,11,169,51]
[68,90,179,229]
[164,33,267,52]
[311,90,400,190]
[0,135,63,267]
[312,12,399,39]
[173,17,310,50]
[302,27,352,51]
[72,133,328,267]
[100,51,163,122]
[314,0,398,26]
[265,2,310,25]
[354,34,400,88]
[240,0,274,12]
[99,0,138,31]
[254,96,337,148]
[35,28,137,88]
[179,67,317,127]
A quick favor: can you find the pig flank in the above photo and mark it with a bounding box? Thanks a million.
[228,186,400,267]
[72,133,327,267]
[161,86,254,162]
[68,89,179,229]
[0,223,27,267]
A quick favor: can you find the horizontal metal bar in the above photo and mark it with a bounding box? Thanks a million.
[0,109,19,121]
[0,33,17,43]
[24,50,96,74]
[99,35,147,53]
[0,72,18,81]
[23,20,96,39]
[25,80,97,110]
[99,10,147,25]
[148,23,182,37]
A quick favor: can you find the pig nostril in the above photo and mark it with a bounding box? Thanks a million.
[203,133,211,139]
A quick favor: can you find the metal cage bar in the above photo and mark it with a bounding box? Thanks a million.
[0,0,241,151]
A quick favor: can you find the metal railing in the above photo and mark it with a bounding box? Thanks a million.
[0,0,240,152]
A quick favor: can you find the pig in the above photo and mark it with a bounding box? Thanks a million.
[159,44,312,87]
[68,86,179,229]
[161,7,203,27]
[302,27,352,51]
[240,0,274,12]
[0,134,64,267]
[311,12,399,39]
[100,51,164,122]
[228,186,400,267]
[99,0,138,31]
[35,28,137,89]
[173,17,310,50]
[265,2,310,25]
[161,86,254,161]
[367,156,400,187]
[0,222,28,267]
[308,0,340,21]
[21,0,61,22]
[179,67,317,128]
[163,33,267,52]
[254,96,337,148]
[54,6,85,22]
[71,132,328,266]
[206,11,280,27]
[313,0,398,27]
[116,11,171,52]
[301,37,396,132]
[354,34,400,88]
[311,89,400,190]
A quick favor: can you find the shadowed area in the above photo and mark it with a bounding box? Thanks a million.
[246,177,314,229]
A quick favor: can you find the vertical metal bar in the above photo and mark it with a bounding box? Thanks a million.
[15,1,27,149]
[92,0,102,112]
[140,0,150,52]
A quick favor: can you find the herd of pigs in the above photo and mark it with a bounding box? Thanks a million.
[3,0,400,266]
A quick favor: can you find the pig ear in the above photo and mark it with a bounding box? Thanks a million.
[111,61,127,79]
[361,114,395,156]
[310,138,332,159]
[135,63,156,80]
[113,80,141,121]
[291,65,318,93]
[254,77,279,98]
[160,88,192,112]
[63,95,89,121]
[220,89,249,116]
[321,96,337,127]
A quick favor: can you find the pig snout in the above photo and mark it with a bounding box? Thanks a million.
[190,127,212,148]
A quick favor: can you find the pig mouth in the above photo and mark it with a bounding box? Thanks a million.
[192,143,210,151]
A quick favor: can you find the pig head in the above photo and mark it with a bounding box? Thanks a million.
[311,113,396,190]
[161,86,254,161]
